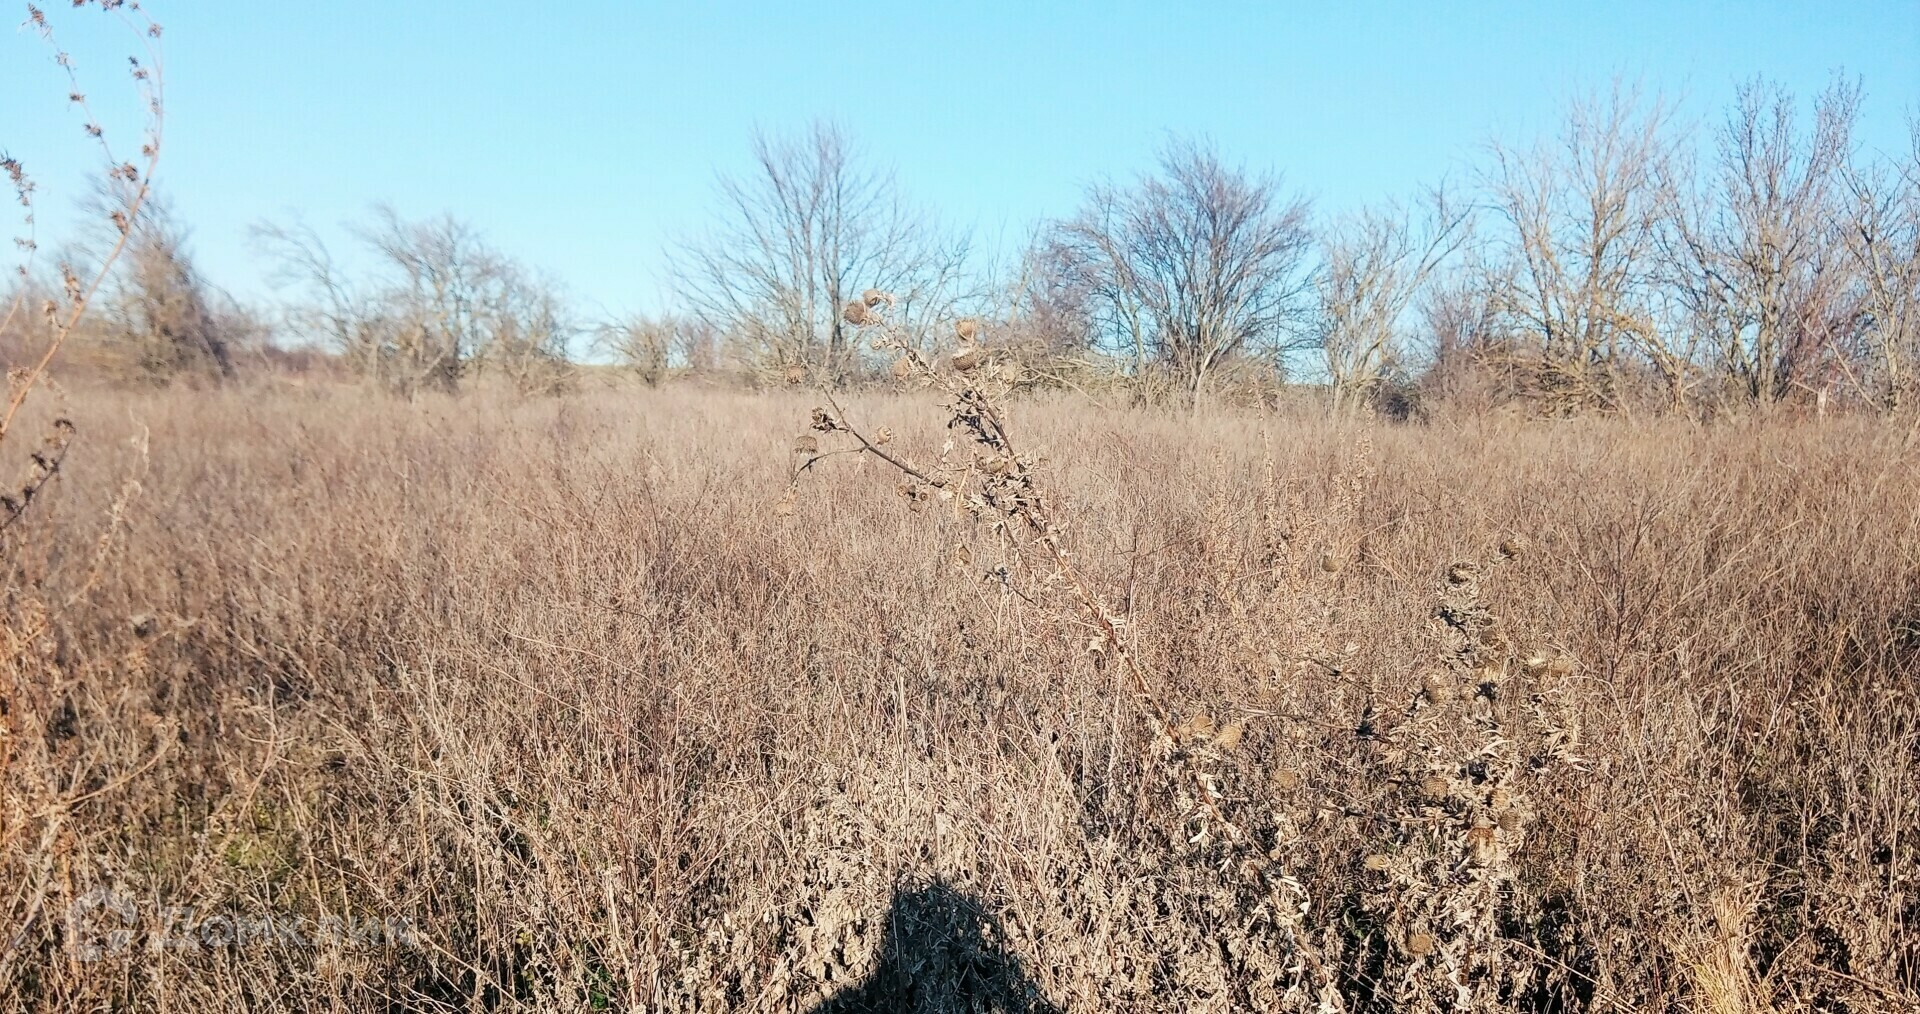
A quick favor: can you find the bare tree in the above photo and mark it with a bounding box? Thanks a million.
[470,263,575,394]
[1004,233,1099,356]
[88,188,235,382]
[673,122,970,382]
[1839,120,1920,411]
[252,217,382,366]
[1051,139,1315,404]
[1315,188,1469,415]
[256,208,576,396]
[1662,79,1861,407]
[1480,86,1674,414]
[351,207,495,394]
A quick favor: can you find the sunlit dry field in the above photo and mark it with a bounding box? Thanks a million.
[1,383,1915,1012]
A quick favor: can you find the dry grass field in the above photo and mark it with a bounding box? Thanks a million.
[2,381,1917,1012]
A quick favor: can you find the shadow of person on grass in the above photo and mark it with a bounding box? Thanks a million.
[807,880,1062,1014]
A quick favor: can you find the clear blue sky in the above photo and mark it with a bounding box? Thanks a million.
[5,1,1917,321]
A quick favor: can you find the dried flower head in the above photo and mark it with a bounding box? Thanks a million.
[1447,561,1478,585]
[955,317,979,342]
[1466,825,1498,864]
[842,300,871,326]
[792,434,819,454]
[951,347,982,372]
[1499,534,1530,560]
[1420,775,1451,800]
[1176,713,1217,741]
[861,288,887,307]
[1421,671,1455,703]
[1406,932,1436,957]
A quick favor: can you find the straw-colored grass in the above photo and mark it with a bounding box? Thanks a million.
[2,381,1916,1012]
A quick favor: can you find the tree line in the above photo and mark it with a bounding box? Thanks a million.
[5,78,1916,416]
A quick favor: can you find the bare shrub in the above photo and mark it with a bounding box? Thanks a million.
[596,313,720,386]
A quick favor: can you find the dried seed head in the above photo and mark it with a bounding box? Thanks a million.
[1522,653,1551,675]
[1419,775,1451,800]
[1447,561,1478,586]
[842,300,871,326]
[1176,713,1217,741]
[889,357,913,380]
[1497,808,1527,833]
[792,434,819,454]
[954,317,979,342]
[861,288,887,307]
[1406,932,1436,957]
[951,347,982,372]
[1488,786,1514,810]
[1421,671,1455,703]
[1320,552,1341,575]
[1363,854,1392,872]
[1499,534,1529,560]
[1466,825,1498,864]
[979,454,1011,476]
[873,426,894,446]
[1271,768,1301,792]
[1214,722,1244,751]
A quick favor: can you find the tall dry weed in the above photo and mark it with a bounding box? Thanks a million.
[0,377,1914,1012]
